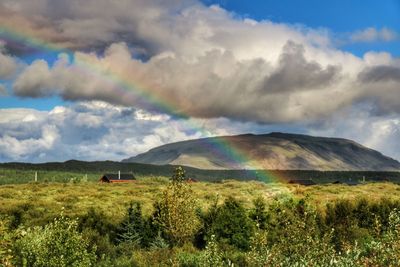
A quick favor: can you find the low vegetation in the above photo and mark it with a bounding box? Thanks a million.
[1,167,400,266]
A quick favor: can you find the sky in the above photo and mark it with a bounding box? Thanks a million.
[0,0,399,163]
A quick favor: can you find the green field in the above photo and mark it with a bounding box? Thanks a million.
[2,178,400,220]
[2,166,400,266]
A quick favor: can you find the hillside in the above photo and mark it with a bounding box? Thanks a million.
[123,132,400,171]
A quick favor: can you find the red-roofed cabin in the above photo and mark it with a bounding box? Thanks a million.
[99,173,136,183]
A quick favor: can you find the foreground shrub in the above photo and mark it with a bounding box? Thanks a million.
[13,212,96,267]
[79,208,117,259]
[152,167,200,246]
[116,202,146,247]
[359,208,400,266]
[211,196,254,250]
[0,217,13,267]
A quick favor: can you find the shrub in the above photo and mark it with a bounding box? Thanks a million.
[249,196,269,230]
[171,166,186,183]
[152,167,200,246]
[79,208,117,258]
[0,217,13,267]
[116,202,145,247]
[202,234,224,267]
[195,194,219,249]
[13,212,96,267]
[359,209,400,266]
[211,196,254,250]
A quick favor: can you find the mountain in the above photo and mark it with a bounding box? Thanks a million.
[123,132,400,171]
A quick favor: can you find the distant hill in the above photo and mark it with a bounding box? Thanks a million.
[123,132,400,171]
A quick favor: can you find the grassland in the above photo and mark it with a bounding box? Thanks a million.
[2,178,400,226]
[3,169,400,266]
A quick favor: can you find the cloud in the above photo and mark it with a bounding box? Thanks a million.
[1,101,400,162]
[12,40,360,123]
[308,104,400,161]
[359,65,400,83]
[260,41,340,93]
[0,0,198,52]
[0,101,203,162]
[4,0,400,125]
[350,27,398,43]
[0,49,18,78]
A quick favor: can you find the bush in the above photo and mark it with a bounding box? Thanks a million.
[249,196,269,230]
[13,212,96,267]
[0,217,13,267]
[152,167,200,246]
[211,196,254,250]
[201,234,224,267]
[116,202,146,247]
[79,208,117,258]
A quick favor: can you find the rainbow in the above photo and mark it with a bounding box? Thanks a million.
[0,25,291,186]
[0,27,65,54]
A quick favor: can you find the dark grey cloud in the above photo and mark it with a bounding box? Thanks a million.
[0,49,18,78]
[261,41,340,93]
[9,41,358,124]
[359,65,400,83]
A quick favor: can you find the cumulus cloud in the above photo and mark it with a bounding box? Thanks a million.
[2,0,400,126]
[0,49,18,78]
[1,101,400,162]
[12,40,361,123]
[359,65,400,83]
[350,27,398,43]
[308,105,400,161]
[0,0,198,52]
[0,101,204,162]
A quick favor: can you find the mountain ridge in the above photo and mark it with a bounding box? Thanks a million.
[123,132,400,171]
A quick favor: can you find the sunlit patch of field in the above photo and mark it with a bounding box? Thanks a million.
[1,178,400,226]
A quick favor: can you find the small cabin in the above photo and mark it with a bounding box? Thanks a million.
[332,180,360,186]
[343,180,360,186]
[288,179,316,186]
[99,173,136,183]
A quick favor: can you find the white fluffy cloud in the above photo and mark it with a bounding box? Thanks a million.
[308,105,400,161]
[0,101,204,162]
[1,101,400,162]
[351,27,398,43]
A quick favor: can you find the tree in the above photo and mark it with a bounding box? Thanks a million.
[116,202,145,247]
[171,166,186,183]
[249,196,269,230]
[153,166,200,246]
[211,197,254,250]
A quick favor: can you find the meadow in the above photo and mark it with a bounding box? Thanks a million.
[2,168,400,266]
[1,178,400,222]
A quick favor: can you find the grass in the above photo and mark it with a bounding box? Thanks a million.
[2,179,400,227]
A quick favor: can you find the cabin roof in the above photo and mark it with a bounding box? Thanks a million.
[288,179,316,186]
[332,180,360,185]
[101,173,135,180]
[343,180,360,186]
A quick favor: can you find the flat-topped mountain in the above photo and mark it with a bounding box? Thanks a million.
[123,132,400,171]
